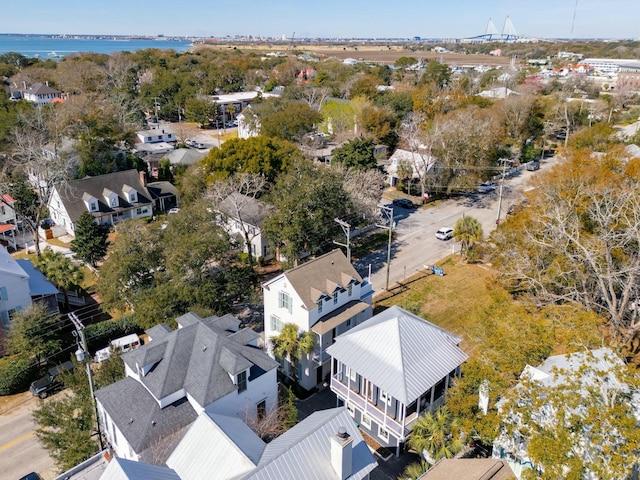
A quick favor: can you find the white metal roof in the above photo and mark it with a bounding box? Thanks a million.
[326,306,468,405]
[100,457,180,480]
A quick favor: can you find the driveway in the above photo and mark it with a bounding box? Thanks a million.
[355,156,560,292]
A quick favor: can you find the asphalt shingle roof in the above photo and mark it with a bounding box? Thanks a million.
[54,169,152,224]
[121,313,277,408]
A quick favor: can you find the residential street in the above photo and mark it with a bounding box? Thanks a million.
[355,157,559,292]
[0,394,57,480]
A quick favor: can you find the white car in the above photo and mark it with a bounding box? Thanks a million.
[435,227,454,241]
[478,181,497,193]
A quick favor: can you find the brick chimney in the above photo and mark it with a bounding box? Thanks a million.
[330,427,353,480]
[139,170,147,186]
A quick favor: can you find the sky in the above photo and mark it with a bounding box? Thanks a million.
[1,0,639,40]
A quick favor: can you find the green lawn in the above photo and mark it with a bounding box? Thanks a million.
[375,256,498,353]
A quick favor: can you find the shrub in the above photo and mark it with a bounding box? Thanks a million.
[0,355,38,395]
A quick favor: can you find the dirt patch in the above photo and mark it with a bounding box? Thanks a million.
[0,391,32,415]
[197,43,513,67]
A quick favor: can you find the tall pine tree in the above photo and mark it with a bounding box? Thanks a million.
[70,212,109,267]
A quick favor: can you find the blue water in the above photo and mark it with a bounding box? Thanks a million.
[0,35,192,58]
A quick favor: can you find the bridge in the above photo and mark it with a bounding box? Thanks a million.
[463,16,526,43]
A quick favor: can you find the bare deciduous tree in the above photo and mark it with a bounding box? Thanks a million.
[208,173,267,267]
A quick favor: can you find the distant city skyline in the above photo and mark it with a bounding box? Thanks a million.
[1,0,639,40]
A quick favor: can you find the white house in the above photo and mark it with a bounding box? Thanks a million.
[326,306,468,455]
[385,148,436,188]
[134,127,176,157]
[262,249,374,391]
[0,246,59,331]
[99,407,377,480]
[492,348,640,479]
[95,312,278,464]
[215,192,273,262]
[22,82,62,106]
[48,169,154,237]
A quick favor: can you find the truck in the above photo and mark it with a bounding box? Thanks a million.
[29,361,74,398]
[94,333,141,363]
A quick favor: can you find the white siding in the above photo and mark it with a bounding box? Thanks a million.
[205,368,277,420]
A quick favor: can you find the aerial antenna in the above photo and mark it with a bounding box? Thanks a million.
[570,0,579,38]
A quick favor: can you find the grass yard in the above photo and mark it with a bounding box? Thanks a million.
[374,256,499,353]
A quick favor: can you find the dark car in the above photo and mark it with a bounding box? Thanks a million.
[526,161,540,171]
[19,473,42,480]
[29,361,74,399]
[392,199,414,209]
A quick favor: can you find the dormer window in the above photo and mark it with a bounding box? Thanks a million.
[103,188,118,208]
[123,184,138,203]
[82,193,99,213]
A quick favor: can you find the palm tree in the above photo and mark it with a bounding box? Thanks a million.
[453,215,483,258]
[408,406,464,465]
[35,248,84,311]
[271,323,315,384]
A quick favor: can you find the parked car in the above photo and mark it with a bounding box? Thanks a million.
[392,199,414,209]
[184,139,194,147]
[526,161,540,171]
[435,227,454,241]
[192,141,206,149]
[29,361,74,398]
[19,473,42,480]
[478,181,497,193]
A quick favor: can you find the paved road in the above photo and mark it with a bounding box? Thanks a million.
[0,394,57,480]
[355,157,558,292]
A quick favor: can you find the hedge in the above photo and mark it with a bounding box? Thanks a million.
[0,355,38,395]
[85,315,140,354]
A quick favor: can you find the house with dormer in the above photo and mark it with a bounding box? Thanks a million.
[48,170,154,237]
[262,249,374,391]
[326,306,468,455]
[94,312,278,464]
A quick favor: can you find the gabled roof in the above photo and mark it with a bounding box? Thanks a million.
[166,407,377,480]
[0,245,28,278]
[16,260,59,296]
[326,306,468,405]
[166,412,265,480]
[145,148,206,166]
[94,377,197,457]
[121,313,277,407]
[264,249,362,310]
[100,457,180,480]
[146,181,178,201]
[53,170,152,224]
[216,192,272,228]
[24,82,61,95]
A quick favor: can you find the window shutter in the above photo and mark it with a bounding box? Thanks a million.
[0,286,8,301]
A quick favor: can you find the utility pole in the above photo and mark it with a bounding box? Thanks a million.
[69,312,104,451]
[377,205,394,290]
[495,159,509,229]
[153,97,160,122]
[333,218,352,263]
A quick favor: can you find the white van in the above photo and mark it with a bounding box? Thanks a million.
[94,334,141,362]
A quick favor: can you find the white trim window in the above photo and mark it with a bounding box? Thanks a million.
[347,402,355,417]
[362,414,372,429]
[317,298,323,314]
[278,291,292,313]
[380,390,392,406]
[349,367,357,382]
[333,291,339,305]
[378,426,389,441]
[270,315,284,332]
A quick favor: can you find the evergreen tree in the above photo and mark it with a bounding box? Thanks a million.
[70,212,109,267]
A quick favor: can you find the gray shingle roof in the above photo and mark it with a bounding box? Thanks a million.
[121,313,277,408]
[216,192,272,228]
[265,249,362,310]
[94,377,197,456]
[54,170,152,224]
[326,305,468,405]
